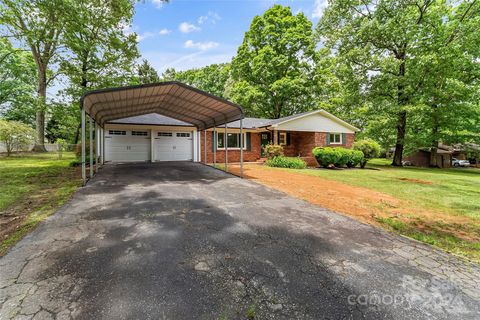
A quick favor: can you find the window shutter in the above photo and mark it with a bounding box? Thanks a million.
[246,132,251,151]
[342,133,346,145]
[286,132,291,146]
[211,131,216,151]
[326,133,330,146]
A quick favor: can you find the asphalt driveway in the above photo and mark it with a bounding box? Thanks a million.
[1,162,479,319]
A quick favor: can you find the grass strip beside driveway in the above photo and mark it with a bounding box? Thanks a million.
[0,152,82,255]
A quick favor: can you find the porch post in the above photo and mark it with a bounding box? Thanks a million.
[240,118,243,178]
[213,126,217,167]
[273,129,279,145]
[225,122,228,172]
[204,129,207,164]
[81,108,86,185]
[89,116,93,178]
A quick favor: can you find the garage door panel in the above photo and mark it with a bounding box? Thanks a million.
[155,132,192,161]
[105,131,150,162]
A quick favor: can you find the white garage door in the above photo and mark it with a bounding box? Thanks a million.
[155,131,193,161]
[105,130,150,162]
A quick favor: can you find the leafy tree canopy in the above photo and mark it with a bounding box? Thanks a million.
[228,5,317,118]
[162,63,231,98]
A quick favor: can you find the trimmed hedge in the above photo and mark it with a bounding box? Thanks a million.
[265,156,307,169]
[312,147,365,168]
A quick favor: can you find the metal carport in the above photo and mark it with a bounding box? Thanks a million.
[80,81,245,185]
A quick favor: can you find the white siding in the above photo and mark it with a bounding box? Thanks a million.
[274,113,356,133]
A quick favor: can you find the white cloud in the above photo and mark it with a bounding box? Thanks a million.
[179,22,200,33]
[137,31,156,41]
[197,11,221,25]
[159,28,171,35]
[312,0,328,19]
[151,0,164,9]
[184,40,219,51]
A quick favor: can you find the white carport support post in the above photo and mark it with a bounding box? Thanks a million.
[81,108,86,185]
[99,127,104,165]
[89,116,93,178]
[240,119,243,178]
[224,122,228,172]
[204,130,207,164]
[213,126,216,167]
[94,122,98,173]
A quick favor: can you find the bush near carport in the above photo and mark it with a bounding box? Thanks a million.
[353,139,381,168]
[263,144,284,159]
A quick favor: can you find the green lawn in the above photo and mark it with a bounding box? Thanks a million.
[258,159,480,262]
[0,152,81,255]
[293,158,480,220]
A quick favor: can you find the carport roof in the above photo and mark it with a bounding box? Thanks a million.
[81,81,244,130]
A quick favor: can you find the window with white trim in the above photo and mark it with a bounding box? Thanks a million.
[109,130,126,135]
[329,133,342,144]
[158,132,172,137]
[131,131,148,136]
[176,132,190,137]
[279,132,287,145]
[217,132,246,149]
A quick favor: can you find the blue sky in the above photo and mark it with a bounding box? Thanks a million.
[130,0,325,74]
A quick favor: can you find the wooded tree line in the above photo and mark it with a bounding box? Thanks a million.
[1,1,479,165]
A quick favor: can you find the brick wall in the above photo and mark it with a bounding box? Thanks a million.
[284,131,355,156]
[199,130,355,164]
[286,131,355,166]
[200,131,262,163]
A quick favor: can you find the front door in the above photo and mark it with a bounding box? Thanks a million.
[260,132,271,157]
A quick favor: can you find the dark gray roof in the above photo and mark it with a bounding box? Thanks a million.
[261,110,315,126]
[107,110,335,130]
[108,113,194,127]
[225,118,271,129]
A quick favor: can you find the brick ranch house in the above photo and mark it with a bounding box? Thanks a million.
[103,109,359,166]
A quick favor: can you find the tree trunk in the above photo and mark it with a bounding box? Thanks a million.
[32,65,47,152]
[429,105,439,167]
[392,110,407,166]
[73,123,81,144]
[392,53,407,166]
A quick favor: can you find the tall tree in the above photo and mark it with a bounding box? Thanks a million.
[408,1,480,166]
[61,0,139,143]
[0,38,37,124]
[228,5,316,118]
[138,59,160,84]
[317,0,480,166]
[0,0,65,151]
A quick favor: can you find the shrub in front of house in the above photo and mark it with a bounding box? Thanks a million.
[265,156,307,169]
[313,147,346,167]
[346,150,365,168]
[312,147,364,168]
[263,144,284,159]
[353,139,381,168]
